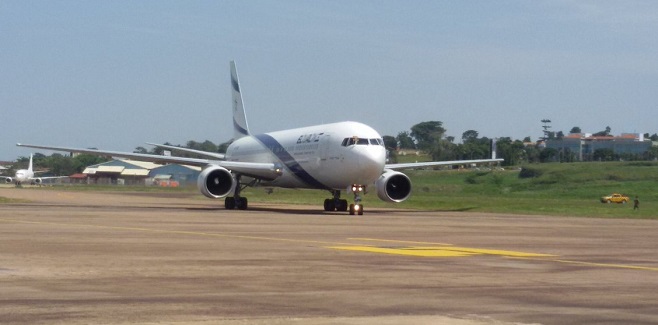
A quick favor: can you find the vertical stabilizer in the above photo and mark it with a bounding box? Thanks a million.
[230,61,250,139]
[27,153,33,172]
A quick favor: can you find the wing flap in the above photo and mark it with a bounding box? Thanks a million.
[145,142,225,160]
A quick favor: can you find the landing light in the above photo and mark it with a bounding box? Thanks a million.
[351,185,364,192]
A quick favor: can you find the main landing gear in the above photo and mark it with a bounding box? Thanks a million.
[324,190,348,212]
[323,185,365,215]
[224,175,253,210]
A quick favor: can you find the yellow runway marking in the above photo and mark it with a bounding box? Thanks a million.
[330,246,475,257]
[329,245,554,258]
[349,237,454,246]
[2,218,656,272]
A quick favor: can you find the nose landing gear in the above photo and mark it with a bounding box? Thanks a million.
[348,185,365,216]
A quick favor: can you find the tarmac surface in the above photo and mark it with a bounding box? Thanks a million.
[1,186,658,325]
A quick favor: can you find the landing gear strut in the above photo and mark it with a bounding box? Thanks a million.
[224,175,253,210]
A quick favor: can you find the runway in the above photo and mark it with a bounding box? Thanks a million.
[1,188,657,324]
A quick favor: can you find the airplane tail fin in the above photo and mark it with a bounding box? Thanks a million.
[230,61,250,140]
[28,153,33,172]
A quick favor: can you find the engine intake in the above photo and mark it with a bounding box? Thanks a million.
[375,170,412,202]
[197,166,235,199]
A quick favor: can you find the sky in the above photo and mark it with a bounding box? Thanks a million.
[2,0,658,161]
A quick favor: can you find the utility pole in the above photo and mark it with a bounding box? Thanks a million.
[541,119,552,141]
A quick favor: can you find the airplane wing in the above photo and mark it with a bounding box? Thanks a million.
[145,142,225,160]
[385,158,504,170]
[16,143,281,181]
[31,176,69,180]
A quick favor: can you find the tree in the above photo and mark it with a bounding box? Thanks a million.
[410,121,445,151]
[496,137,525,166]
[539,148,558,162]
[382,135,397,150]
[593,148,616,161]
[382,135,399,163]
[218,140,232,153]
[593,126,612,137]
[73,154,109,172]
[396,131,415,149]
[556,131,564,139]
[569,126,582,134]
[134,147,148,154]
[462,130,479,143]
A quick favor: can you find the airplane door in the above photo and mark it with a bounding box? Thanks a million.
[319,134,332,162]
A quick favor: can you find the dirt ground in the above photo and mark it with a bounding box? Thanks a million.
[1,187,658,324]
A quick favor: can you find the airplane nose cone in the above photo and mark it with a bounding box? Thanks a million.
[357,146,386,183]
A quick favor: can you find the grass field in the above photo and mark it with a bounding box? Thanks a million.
[2,161,657,219]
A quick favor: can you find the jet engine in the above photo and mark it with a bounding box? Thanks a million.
[33,178,42,184]
[375,170,412,203]
[197,165,235,199]
[4,177,12,184]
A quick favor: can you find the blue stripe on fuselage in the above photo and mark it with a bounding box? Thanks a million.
[255,134,329,190]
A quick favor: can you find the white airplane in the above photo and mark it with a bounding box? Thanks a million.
[17,61,502,214]
[1,154,68,186]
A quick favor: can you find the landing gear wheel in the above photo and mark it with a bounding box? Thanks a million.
[236,197,248,210]
[337,199,348,212]
[348,204,364,215]
[225,197,236,210]
[324,199,335,211]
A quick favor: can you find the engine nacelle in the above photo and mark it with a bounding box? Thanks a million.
[33,178,42,184]
[375,170,412,203]
[4,177,12,184]
[197,166,235,199]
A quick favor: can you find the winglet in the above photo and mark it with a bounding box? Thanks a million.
[230,61,250,139]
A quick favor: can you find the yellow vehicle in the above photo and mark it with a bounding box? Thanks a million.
[600,193,630,204]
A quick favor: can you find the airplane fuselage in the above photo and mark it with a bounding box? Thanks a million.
[13,169,34,183]
[226,121,386,190]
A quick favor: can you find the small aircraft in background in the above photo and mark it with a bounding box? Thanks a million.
[18,61,502,214]
[1,154,68,186]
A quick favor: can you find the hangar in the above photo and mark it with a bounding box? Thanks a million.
[81,159,201,186]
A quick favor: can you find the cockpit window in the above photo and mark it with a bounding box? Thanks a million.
[341,137,385,147]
